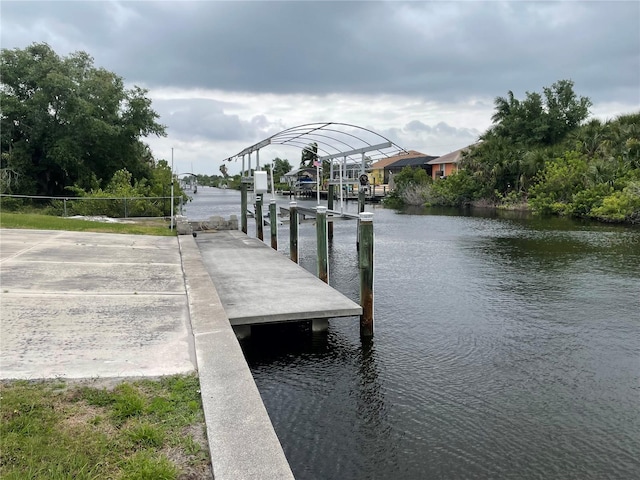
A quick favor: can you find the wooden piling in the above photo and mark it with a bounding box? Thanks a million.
[289,201,298,264]
[358,212,374,337]
[358,187,367,250]
[256,194,264,241]
[316,206,329,283]
[269,199,278,250]
[240,182,248,234]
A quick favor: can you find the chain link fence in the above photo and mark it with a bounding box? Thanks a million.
[0,194,184,218]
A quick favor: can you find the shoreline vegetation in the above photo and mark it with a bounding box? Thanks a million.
[383,81,639,225]
[2,46,637,226]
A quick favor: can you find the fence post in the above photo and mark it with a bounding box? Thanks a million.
[124,198,128,218]
[316,206,328,283]
[63,198,67,217]
[256,194,264,241]
[359,212,374,337]
[289,201,298,264]
[269,199,277,250]
[240,182,248,234]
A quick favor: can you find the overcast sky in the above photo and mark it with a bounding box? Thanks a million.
[2,0,639,175]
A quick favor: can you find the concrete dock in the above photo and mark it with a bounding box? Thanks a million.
[0,227,360,479]
[195,229,362,326]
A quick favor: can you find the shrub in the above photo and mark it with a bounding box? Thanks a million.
[429,170,479,206]
[590,182,640,223]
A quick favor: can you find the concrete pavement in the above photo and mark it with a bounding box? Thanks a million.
[0,229,194,378]
[0,228,294,480]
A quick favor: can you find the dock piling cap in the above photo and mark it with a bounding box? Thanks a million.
[359,212,374,222]
[316,206,327,213]
[289,201,297,207]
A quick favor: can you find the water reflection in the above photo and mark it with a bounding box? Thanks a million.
[188,188,640,480]
[240,325,395,479]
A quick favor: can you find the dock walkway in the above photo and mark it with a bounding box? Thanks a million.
[195,230,362,325]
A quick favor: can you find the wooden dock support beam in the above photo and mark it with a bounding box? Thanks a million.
[256,194,264,241]
[269,199,278,250]
[289,201,298,264]
[358,212,374,337]
[316,206,329,283]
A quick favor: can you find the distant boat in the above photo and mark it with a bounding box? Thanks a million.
[295,178,315,190]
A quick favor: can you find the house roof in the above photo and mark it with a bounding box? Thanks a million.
[370,150,435,170]
[426,144,477,165]
[391,154,439,168]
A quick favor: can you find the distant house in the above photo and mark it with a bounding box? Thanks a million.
[426,144,475,180]
[369,150,437,185]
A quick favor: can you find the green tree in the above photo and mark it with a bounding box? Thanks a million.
[463,79,592,200]
[271,157,292,180]
[543,80,592,144]
[300,142,318,168]
[0,43,166,196]
[488,79,591,147]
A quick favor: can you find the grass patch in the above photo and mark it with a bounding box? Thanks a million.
[0,374,211,479]
[0,212,175,236]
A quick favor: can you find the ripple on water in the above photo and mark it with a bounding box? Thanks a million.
[191,191,640,479]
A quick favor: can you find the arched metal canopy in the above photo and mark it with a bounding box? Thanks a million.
[223,122,408,164]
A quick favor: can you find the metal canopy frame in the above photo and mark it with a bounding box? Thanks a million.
[223,122,408,168]
[225,122,408,210]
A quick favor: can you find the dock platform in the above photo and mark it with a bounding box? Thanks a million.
[195,230,362,325]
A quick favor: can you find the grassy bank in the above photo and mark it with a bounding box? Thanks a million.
[0,374,211,479]
[0,213,175,236]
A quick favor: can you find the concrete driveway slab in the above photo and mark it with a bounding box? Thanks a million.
[0,229,195,379]
[1,261,185,294]
[1,293,193,379]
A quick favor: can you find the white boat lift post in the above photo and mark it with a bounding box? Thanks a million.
[317,141,391,215]
[340,156,345,214]
[316,160,321,205]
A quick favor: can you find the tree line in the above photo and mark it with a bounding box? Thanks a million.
[387,80,640,224]
[1,43,187,215]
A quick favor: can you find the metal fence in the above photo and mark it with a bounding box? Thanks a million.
[0,194,183,218]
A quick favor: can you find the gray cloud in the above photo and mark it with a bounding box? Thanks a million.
[2,1,638,106]
[152,98,284,142]
[379,120,481,156]
[2,0,638,173]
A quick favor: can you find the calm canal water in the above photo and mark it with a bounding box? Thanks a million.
[186,187,640,480]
